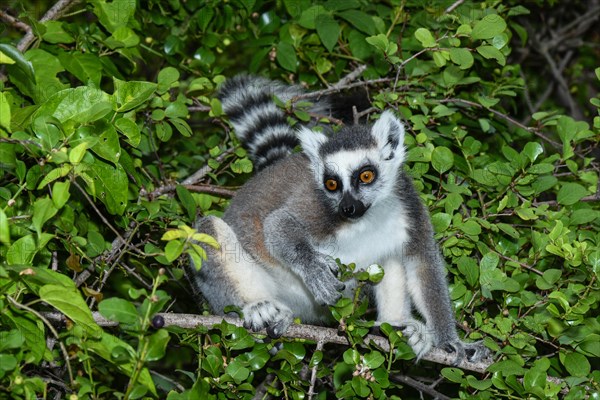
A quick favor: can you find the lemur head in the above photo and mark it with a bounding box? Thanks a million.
[299,110,406,220]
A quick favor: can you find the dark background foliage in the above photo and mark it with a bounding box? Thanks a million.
[0,0,598,399]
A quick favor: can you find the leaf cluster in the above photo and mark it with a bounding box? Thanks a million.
[0,0,598,399]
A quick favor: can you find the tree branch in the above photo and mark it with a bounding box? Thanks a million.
[41,311,493,374]
[17,0,81,52]
[0,9,31,32]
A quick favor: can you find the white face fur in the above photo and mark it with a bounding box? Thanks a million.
[298,110,406,219]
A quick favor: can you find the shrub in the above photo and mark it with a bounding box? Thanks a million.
[0,0,598,398]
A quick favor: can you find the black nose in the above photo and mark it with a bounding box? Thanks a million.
[339,193,367,219]
[342,204,356,217]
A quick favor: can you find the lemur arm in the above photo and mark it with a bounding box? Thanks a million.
[405,239,489,363]
[263,208,345,306]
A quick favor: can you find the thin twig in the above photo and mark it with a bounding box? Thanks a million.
[331,64,367,89]
[291,78,393,102]
[17,0,81,52]
[445,0,465,14]
[0,9,31,32]
[307,341,325,400]
[390,374,452,400]
[437,98,563,149]
[494,251,543,276]
[72,181,143,256]
[185,184,236,198]
[180,147,237,186]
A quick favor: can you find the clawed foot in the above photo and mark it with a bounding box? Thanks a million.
[385,319,435,360]
[242,300,293,338]
[441,339,490,365]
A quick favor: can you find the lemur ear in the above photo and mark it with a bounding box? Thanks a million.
[371,110,405,162]
[298,127,327,163]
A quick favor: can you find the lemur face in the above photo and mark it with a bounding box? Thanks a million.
[299,111,406,221]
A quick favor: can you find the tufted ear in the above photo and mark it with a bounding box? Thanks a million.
[298,126,328,164]
[371,110,406,162]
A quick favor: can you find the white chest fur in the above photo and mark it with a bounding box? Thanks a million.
[323,197,410,268]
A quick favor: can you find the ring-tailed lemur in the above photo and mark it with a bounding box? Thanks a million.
[188,75,488,364]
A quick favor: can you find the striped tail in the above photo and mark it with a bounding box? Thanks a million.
[218,75,326,171]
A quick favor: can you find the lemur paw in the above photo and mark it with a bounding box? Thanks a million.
[387,319,435,360]
[308,256,345,306]
[440,340,490,365]
[242,301,293,338]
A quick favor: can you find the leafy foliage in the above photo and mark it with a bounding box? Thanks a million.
[0,0,599,399]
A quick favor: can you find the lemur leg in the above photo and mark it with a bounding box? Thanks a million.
[404,249,489,363]
[374,259,434,359]
[263,209,345,307]
[192,216,293,338]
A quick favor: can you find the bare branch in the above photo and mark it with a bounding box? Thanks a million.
[391,374,452,400]
[0,9,31,32]
[41,311,493,374]
[185,184,236,198]
[17,0,82,52]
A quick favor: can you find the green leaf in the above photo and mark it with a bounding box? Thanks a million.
[115,117,141,147]
[86,331,157,396]
[557,183,588,205]
[176,185,197,221]
[337,10,376,35]
[37,165,72,189]
[363,351,385,369]
[114,78,157,112]
[441,367,464,383]
[42,21,75,44]
[32,197,58,237]
[365,33,390,53]
[431,212,451,233]
[414,28,437,48]
[476,45,506,65]
[0,91,11,132]
[522,142,543,163]
[39,284,102,337]
[298,5,328,29]
[98,297,139,325]
[105,26,140,49]
[431,146,454,173]
[316,13,340,52]
[471,15,507,40]
[51,180,71,209]
[170,117,193,137]
[33,87,114,124]
[276,41,297,72]
[4,311,47,364]
[165,240,184,262]
[69,142,88,165]
[58,53,103,86]
[563,352,591,377]
[449,47,474,69]
[460,220,481,236]
[145,329,170,362]
[88,160,128,215]
[0,209,9,245]
[457,256,480,287]
[157,66,180,89]
[226,359,250,384]
[165,102,188,119]
[5,235,36,265]
[0,43,36,84]
[90,0,136,32]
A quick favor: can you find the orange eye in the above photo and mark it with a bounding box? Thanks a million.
[359,170,375,184]
[325,179,338,191]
